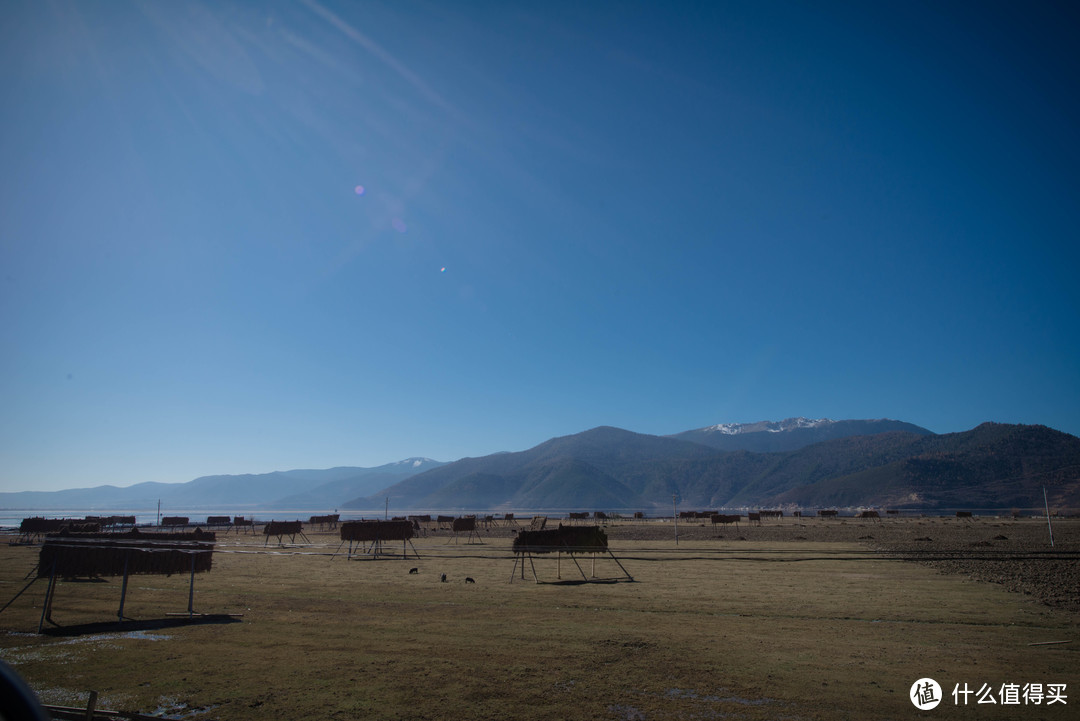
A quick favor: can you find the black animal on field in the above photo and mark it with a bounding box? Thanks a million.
[409,567,418,574]
[440,573,447,582]
[465,577,475,584]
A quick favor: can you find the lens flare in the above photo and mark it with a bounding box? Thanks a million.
[354,185,365,195]
[392,218,407,233]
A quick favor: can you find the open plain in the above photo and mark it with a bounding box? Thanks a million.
[1,516,1077,720]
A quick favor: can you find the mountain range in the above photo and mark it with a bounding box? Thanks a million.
[0,458,445,511]
[668,417,931,452]
[4,419,1078,513]
[349,420,1078,512]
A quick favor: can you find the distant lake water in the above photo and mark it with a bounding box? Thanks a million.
[0,507,395,530]
[0,507,667,530]
[1,507,1012,531]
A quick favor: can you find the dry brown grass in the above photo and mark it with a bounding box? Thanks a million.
[0,518,1077,720]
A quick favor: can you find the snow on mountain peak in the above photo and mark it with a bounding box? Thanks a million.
[705,423,746,435]
[394,457,435,467]
[703,418,833,435]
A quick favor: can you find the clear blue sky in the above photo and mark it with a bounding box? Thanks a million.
[2,1,1078,492]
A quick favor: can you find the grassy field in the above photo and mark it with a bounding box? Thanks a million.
[0,518,1077,720]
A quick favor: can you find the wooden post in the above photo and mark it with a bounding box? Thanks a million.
[84,690,98,721]
[607,548,634,582]
[0,576,42,616]
[570,553,588,581]
[673,494,679,546]
[1044,487,1055,548]
[117,552,130,623]
[330,538,347,560]
[187,552,196,618]
[38,558,58,634]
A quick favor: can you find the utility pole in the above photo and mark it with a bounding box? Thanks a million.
[1044,487,1055,547]
[385,497,389,520]
[673,494,679,546]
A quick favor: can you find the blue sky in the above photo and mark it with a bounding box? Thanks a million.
[2,0,1078,492]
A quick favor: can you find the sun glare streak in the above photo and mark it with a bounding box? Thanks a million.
[139,1,265,95]
[300,0,461,121]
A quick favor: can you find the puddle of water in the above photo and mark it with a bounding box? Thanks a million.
[50,631,171,646]
[152,700,220,720]
[32,687,123,710]
[120,630,171,641]
[0,630,170,665]
[0,647,78,665]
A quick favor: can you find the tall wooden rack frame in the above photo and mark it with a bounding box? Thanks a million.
[34,531,216,633]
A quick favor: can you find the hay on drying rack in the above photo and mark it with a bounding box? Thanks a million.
[308,514,340,530]
[19,516,145,543]
[231,517,255,535]
[340,520,413,542]
[443,516,483,545]
[263,521,309,546]
[17,518,72,543]
[33,530,219,632]
[337,520,417,559]
[84,515,137,529]
[20,518,67,534]
[510,525,631,584]
[37,530,215,578]
[452,517,476,532]
[512,525,608,554]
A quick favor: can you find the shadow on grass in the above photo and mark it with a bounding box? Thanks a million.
[537,578,632,586]
[41,614,242,637]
